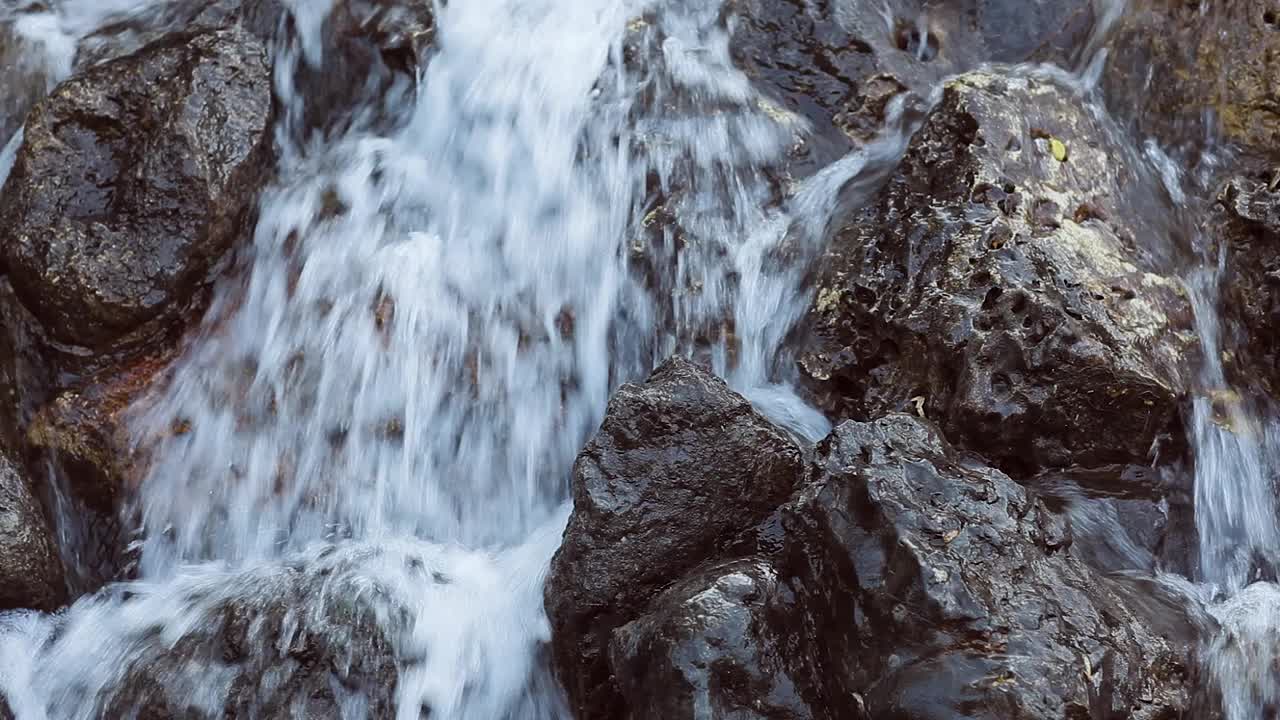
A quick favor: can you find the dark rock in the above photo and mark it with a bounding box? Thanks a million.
[81,0,436,139]
[728,0,1097,151]
[0,451,66,612]
[799,70,1197,474]
[26,350,176,514]
[546,356,804,718]
[1032,463,1197,576]
[781,414,1200,718]
[1103,0,1280,157]
[609,558,816,720]
[0,279,51,457]
[1212,174,1280,393]
[285,0,435,139]
[0,26,273,367]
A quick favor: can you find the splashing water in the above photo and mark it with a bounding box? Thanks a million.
[6,0,1276,717]
[0,0,910,716]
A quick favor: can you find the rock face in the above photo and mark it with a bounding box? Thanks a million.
[1212,174,1280,394]
[1103,0,1280,156]
[545,356,804,718]
[0,452,66,612]
[799,70,1197,475]
[782,414,1199,719]
[0,25,272,364]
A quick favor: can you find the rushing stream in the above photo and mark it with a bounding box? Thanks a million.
[3,0,1280,717]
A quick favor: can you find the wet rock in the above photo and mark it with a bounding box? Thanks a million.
[546,356,804,718]
[1103,0,1280,156]
[24,348,179,589]
[609,558,816,720]
[286,0,435,139]
[0,451,66,612]
[781,414,1200,718]
[728,0,1097,152]
[27,349,175,512]
[82,0,436,136]
[74,0,287,67]
[1032,463,1197,576]
[1212,174,1280,393]
[0,280,51,457]
[799,70,1197,474]
[0,26,272,368]
[89,549,399,719]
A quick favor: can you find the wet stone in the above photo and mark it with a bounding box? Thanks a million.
[545,356,804,718]
[0,451,66,612]
[799,70,1198,475]
[779,414,1201,719]
[0,26,273,364]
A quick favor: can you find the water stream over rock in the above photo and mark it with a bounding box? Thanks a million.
[2,0,1280,718]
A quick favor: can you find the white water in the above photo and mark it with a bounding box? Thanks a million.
[0,0,888,716]
[5,0,1280,718]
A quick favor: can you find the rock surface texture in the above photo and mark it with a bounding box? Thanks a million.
[0,452,65,612]
[1104,0,1280,155]
[781,414,1199,719]
[546,357,804,718]
[1213,174,1280,395]
[0,25,272,363]
[545,361,1202,719]
[799,70,1197,475]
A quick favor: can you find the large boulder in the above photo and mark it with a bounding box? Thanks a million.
[1103,0,1280,157]
[0,25,273,367]
[0,452,66,612]
[781,414,1203,718]
[799,70,1198,475]
[545,356,804,718]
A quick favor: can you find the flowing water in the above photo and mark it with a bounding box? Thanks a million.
[0,0,862,716]
[2,0,1280,718]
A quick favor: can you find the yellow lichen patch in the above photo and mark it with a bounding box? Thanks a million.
[1049,138,1068,162]
[757,98,797,125]
[814,287,843,313]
